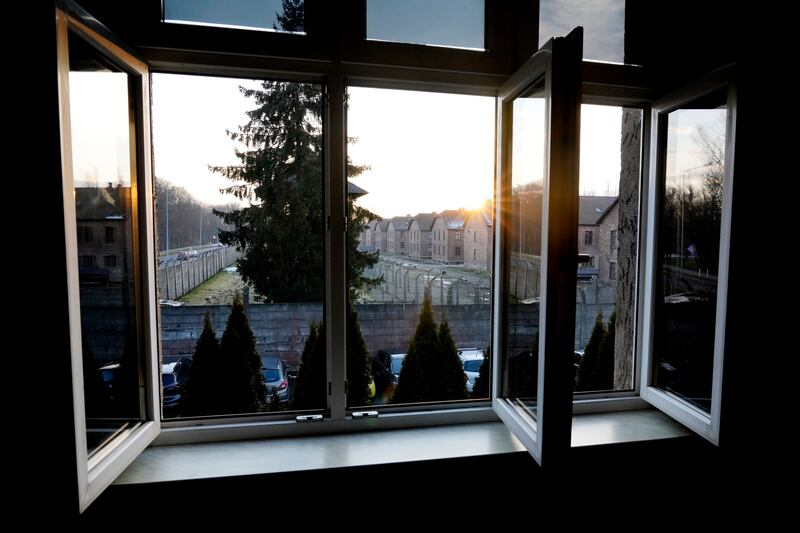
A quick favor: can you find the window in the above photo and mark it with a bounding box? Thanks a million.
[57,8,159,512]
[367,0,484,50]
[79,255,96,268]
[474,231,477,242]
[164,0,305,34]
[610,229,618,251]
[78,226,93,243]
[574,105,642,394]
[105,226,115,243]
[640,68,738,444]
[104,255,118,268]
[152,73,325,418]
[474,249,477,260]
[347,86,494,406]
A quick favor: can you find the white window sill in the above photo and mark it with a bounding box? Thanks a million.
[114,410,689,485]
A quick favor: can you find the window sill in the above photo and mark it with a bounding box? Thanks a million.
[114,409,689,485]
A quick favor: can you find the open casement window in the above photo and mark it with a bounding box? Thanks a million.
[56,3,160,511]
[492,29,582,465]
[639,66,738,445]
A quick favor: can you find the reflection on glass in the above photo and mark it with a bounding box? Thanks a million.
[164,0,305,33]
[654,94,727,413]
[69,33,142,455]
[367,0,484,50]
[539,0,624,63]
[345,87,495,407]
[574,106,642,393]
[151,73,325,418]
[501,83,546,417]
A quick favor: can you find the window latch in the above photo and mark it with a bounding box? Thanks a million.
[351,410,379,419]
[295,414,323,423]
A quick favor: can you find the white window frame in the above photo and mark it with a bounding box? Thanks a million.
[57,6,161,512]
[639,66,738,444]
[491,29,582,465]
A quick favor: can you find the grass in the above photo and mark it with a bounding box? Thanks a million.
[178,270,250,305]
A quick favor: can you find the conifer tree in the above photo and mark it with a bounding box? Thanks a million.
[218,293,266,413]
[435,319,468,401]
[347,302,372,406]
[183,312,222,416]
[576,311,607,391]
[293,321,326,410]
[393,290,438,403]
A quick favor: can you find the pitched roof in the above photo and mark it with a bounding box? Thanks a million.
[438,209,466,229]
[378,220,391,231]
[466,205,493,227]
[75,186,129,220]
[388,217,412,231]
[410,212,436,231]
[579,196,617,225]
[347,181,368,197]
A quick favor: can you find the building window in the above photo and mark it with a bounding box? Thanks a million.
[473,249,477,260]
[473,231,477,242]
[400,241,405,249]
[455,246,461,256]
[455,232,461,241]
[104,255,118,268]
[609,261,617,280]
[78,226,93,243]
[80,255,96,268]
[610,229,618,251]
[105,226,115,243]
[584,230,593,245]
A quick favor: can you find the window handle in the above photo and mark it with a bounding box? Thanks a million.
[351,410,379,419]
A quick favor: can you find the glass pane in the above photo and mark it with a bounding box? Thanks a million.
[346,87,495,407]
[654,92,727,413]
[68,33,143,455]
[574,105,642,393]
[367,0,484,51]
[539,0,624,63]
[164,0,305,33]
[152,73,324,417]
[500,82,546,418]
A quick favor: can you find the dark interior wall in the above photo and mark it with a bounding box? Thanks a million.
[28,0,775,522]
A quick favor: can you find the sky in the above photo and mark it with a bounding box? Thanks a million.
[77,72,724,219]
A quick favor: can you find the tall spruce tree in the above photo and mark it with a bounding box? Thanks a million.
[393,290,438,403]
[435,319,468,401]
[347,302,372,406]
[212,0,378,302]
[218,293,266,413]
[576,311,607,392]
[183,313,223,416]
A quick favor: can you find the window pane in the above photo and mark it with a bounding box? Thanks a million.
[68,33,144,455]
[164,0,305,33]
[152,73,324,418]
[347,87,495,407]
[500,82,546,418]
[539,0,624,63]
[367,0,484,50]
[654,93,727,413]
[573,106,642,394]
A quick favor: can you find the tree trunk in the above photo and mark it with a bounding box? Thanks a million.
[614,109,641,390]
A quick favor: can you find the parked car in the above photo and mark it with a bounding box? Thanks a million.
[162,357,192,417]
[372,350,405,403]
[262,356,290,407]
[458,348,485,394]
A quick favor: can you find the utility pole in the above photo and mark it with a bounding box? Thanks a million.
[165,185,170,253]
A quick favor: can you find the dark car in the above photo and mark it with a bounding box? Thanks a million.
[162,357,192,417]
[372,350,405,404]
[262,356,290,407]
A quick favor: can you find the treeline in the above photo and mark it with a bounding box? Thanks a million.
[155,179,237,251]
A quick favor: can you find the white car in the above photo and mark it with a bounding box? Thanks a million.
[458,349,485,393]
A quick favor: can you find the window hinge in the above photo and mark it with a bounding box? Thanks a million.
[352,410,378,419]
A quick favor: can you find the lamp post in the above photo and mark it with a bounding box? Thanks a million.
[430,270,447,305]
[415,268,430,303]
